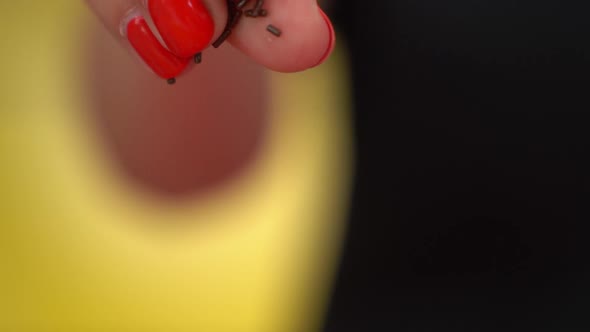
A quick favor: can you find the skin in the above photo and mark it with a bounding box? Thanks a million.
[84,0,333,196]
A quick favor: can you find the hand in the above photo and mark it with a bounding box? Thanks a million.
[82,0,335,196]
[86,0,335,80]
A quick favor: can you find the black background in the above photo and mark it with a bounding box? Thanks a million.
[324,1,590,330]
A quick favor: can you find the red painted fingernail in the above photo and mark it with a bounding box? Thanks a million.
[149,0,215,58]
[126,16,190,80]
[313,8,336,67]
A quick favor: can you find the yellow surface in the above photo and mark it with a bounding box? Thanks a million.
[0,2,352,331]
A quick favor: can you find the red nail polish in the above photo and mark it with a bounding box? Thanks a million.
[149,0,215,58]
[127,16,189,80]
[314,8,336,67]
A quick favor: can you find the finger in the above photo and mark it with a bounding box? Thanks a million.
[86,0,224,82]
[227,0,336,72]
[85,18,269,195]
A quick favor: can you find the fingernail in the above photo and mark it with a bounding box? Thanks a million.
[148,0,215,58]
[126,16,190,80]
[313,8,336,68]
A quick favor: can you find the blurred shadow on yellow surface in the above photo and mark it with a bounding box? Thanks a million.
[0,2,353,331]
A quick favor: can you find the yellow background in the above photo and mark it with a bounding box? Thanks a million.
[0,1,352,331]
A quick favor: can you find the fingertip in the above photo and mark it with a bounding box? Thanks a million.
[227,2,336,73]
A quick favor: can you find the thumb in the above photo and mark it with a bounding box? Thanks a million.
[226,0,336,72]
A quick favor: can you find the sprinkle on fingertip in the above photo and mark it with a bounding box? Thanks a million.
[266,25,282,37]
[167,78,177,85]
